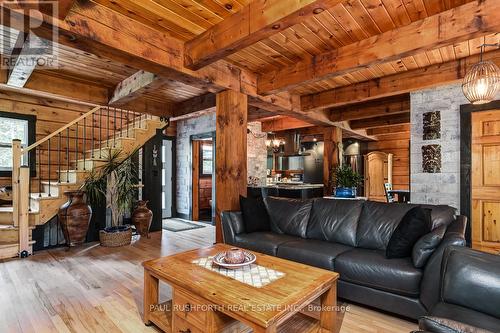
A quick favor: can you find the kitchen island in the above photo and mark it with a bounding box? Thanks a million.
[248,183,324,200]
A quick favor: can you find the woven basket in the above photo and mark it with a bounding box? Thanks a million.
[99,225,132,247]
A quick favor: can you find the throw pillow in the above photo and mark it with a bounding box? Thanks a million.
[412,225,447,268]
[239,196,270,233]
[264,197,312,238]
[386,207,432,259]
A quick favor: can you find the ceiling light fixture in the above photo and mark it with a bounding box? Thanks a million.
[462,43,500,104]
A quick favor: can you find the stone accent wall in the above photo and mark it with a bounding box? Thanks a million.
[176,114,267,216]
[176,112,216,216]
[247,122,268,186]
[410,83,467,210]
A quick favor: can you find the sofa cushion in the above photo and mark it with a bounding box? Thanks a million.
[335,248,423,297]
[306,198,362,247]
[276,239,352,270]
[441,247,500,319]
[356,202,457,250]
[412,225,447,268]
[431,303,500,333]
[239,195,270,233]
[264,197,312,238]
[386,207,432,259]
[233,232,298,256]
[356,201,417,250]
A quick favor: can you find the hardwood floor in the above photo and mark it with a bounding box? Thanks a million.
[0,226,417,333]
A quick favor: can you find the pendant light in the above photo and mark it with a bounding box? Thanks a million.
[462,43,500,104]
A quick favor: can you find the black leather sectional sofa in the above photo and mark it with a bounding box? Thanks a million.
[221,198,467,320]
[414,246,500,332]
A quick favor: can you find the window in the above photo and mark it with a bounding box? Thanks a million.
[201,143,213,175]
[0,112,36,177]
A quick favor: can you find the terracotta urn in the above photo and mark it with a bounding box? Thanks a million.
[224,248,246,264]
[132,200,153,238]
[58,191,92,246]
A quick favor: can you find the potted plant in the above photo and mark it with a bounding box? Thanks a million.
[81,148,139,247]
[333,165,363,198]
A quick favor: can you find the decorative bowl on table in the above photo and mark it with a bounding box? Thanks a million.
[212,248,256,269]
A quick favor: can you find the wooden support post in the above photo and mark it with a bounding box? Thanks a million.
[12,139,21,227]
[215,90,248,243]
[18,166,30,257]
[323,127,342,196]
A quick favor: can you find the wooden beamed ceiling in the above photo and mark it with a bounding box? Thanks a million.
[0,0,497,139]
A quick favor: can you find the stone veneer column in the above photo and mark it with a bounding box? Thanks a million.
[410,83,468,209]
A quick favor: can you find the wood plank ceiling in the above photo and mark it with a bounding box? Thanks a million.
[0,0,498,136]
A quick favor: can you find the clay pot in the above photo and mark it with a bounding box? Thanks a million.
[58,191,92,246]
[131,200,153,238]
[224,248,246,264]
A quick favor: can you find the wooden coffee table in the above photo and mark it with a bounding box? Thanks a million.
[142,244,339,333]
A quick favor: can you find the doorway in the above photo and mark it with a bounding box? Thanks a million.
[460,100,500,253]
[162,139,174,219]
[191,133,215,224]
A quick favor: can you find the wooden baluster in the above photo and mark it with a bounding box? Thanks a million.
[12,139,21,228]
[47,139,51,197]
[18,166,30,257]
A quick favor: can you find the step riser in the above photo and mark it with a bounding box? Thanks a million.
[76,159,106,171]
[0,229,33,243]
[0,245,33,260]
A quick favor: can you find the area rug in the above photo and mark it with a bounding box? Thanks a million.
[162,218,206,232]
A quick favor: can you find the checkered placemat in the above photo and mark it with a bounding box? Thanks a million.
[192,256,285,288]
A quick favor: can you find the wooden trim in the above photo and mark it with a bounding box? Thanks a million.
[191,140,200,222]
[18,166,30,256]
[301,49,500,111]
[459,100,500,246]
[258,0,500,94]
[11,140,21,228]
[184,0,344,70]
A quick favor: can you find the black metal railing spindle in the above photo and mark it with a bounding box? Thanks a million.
[47,139,51,197]
[107,106,110,148]
[75,122,79,170]
[127,109,130,138]
[66,128,70,183]
[58,133,61,183]
[92,112,95,158]
[113,107,117,148]
[99,108,103,158]
[38,148,41,198]
[83,117,86,170]
[120,108,123,139]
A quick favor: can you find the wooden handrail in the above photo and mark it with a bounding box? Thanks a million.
[22,106,101,153]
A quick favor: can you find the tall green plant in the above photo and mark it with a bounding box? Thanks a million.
[81,148,139,227]
[334,165,363,188]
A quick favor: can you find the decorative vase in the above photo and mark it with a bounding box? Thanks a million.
[99,225,132,247]
[335,187,356,198]
[224,248,246,264]
[58,191,92,246]
[132,200,153,238]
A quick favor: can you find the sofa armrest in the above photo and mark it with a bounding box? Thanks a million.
[221,211,245,244]
[419,216,467,311]
[418,316,494,333]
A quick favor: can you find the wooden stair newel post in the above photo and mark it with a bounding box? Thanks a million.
[12,139,21,228]
[215,90,247,243]
[18,166,30,257]
[323,127,342,196]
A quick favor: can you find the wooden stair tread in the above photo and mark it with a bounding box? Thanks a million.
[0,240,35,248]
[30,193,60,200]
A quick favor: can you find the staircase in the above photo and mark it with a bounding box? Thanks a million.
[0,106,167,259]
